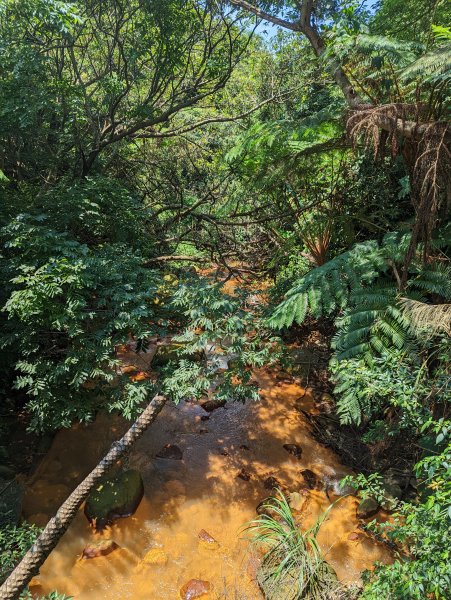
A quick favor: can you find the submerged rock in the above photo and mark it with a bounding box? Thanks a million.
[263,476,280,491]
[180,579,212,599]
[283,443,303,459]
[300,469,321,490]
[237,468,251,481]
[198,529,216,543]
[288,491,308,512]
[82,538,119,559]
[142,548,169,566]
[198,529,219,550]
[356,497,379,519]
[156,444,183,460]
[84,469,144,530]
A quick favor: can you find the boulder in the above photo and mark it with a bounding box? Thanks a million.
[164,479,186,496]
[283,444,302,459]
[156,444,183,460]
[180,579,212,599]
[356,497,379,519]
[199,398,226,412]
[84,469,144,531]
[82,538,119,559]
[381,483,403,510]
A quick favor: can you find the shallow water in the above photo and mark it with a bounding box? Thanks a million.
[24,369,392,599]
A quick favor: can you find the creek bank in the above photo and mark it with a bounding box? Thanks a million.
[282,319,418,525]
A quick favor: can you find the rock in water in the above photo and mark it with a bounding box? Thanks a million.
[263,476,280,491]
[198,529,216,543]
[198,529,219,550]
[142,548,169,566]
[356,497,379,519]
[82,539,119,559]
[199,398,226,412]
[256,496,280,518]
[237,468,251,481]
[180,579,212,599]
[300,469,320,490]
[156,444,183,460]
[84,469,144,530]
[289,491,308,512]
[283,444,303,459]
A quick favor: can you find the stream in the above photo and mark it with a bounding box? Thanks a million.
[23,364,392,599]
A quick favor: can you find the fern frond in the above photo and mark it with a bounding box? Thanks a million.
[409,264,451,298]
[401,45,451,83]
[336,391,364,425]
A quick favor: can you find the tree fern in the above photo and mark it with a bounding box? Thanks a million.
[400,44,451,83]
[270,233,450,362]
[268,240,387,330]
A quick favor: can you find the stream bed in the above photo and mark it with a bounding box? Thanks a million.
[23,366,392,599]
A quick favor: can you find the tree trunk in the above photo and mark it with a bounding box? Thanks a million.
[0,394,167,600]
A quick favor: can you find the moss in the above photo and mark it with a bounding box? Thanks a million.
[84,469,144,530]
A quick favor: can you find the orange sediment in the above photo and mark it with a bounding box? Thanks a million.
[24,367,392,599]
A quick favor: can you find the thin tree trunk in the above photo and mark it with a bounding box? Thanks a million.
[0,394,167,600]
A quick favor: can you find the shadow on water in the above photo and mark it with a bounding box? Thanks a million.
[24,369,392,599]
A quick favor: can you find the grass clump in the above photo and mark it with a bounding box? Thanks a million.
[245,491,347,600]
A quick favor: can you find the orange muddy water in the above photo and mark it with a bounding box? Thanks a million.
[23,369,392,600]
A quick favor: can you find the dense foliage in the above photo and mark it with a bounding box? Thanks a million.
[0,0,449,598]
